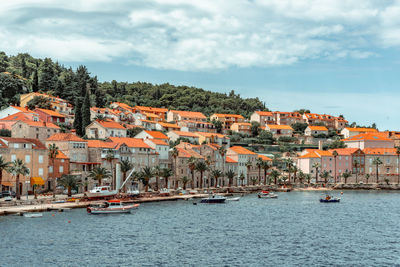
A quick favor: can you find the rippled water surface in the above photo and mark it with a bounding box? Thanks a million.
[2,191,400,266]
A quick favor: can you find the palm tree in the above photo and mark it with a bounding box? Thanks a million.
[320,171,330,184]
[161,168,173,189]
[262,161,271,185]
[284,158,294,184]
[256,158,263,185]
[58,174,80,197]
[48,143,59,198]
[180,176,190,190]
[104,149,115,189]
[205,155,212,188]
[305,174,311,184]
[250,177,258,185]
[365,173,370,184]
[140,166,154,192]
[88,167,111,187]
[188,156,197,189]
[218,145,227,183]
[396,147,400,184]
[171,147,179,189]
[342,170,351,184]
[239,172,245,186]
[332,150,338,183]
[353,159,359,184]
[291,165,298,184]
[312,162,321,184]
[195,161,208,189]
[0,156,10,192]
[245,160,253,187]
[8,159,30,200]
[120,160,133,192]
[226,169,235,187]
[152,165,162,191]
[269,169,280,185]
[298,170,305,184]
[372,157,383,183]
[211,169,223,188]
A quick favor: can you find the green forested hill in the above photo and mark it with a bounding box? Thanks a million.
[0,52,266,117]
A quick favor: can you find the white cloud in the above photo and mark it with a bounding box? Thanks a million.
[0,0,400,70]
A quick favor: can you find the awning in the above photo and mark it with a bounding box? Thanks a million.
[30,177,45,186]
[1,181,14,187]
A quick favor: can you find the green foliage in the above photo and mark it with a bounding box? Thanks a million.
[39,58,57,91]
[27,96,52,110]
[312,133,328,139]
[0,129,11,137]
[127,127,143,138]
[293,109,310,114]
[251,121,260,137]
[73,97,83,136]
[0,72,26,108]
[291,122,308,134]
[328,138,346,149]
[211,119,223,133]
[81,90,91,134]
[313,122,326,126]
[278,136,297,143]
[257,130,275,144]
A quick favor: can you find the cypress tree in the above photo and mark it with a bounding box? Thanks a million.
[73,97,83,136]
[21,57,27,78]
[32,70,39,92]
[81,90,91,135]
[39,58,57,91]
[54,79,64,98]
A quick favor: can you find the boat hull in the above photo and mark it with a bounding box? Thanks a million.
[258,193,278,199]
[87,204,139,214]
[320,199,340,203]
[200,198,226,203]
[85,190,118,200]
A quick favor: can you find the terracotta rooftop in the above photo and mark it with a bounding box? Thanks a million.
[35,108,65,117]
[255,111,273,116]
[362,148,397,155]
[146,139,169,146]
[109,137,152,149]
[266,124,293,130]
[47,133,85,142]
[176,147,204,159]
[258,154,273,161]
[228,146,256,155]
[212,113,244,119]
[308,126,329,131]
[342,133,392,142]
[170,110,207,119]
[170,131,200,138]
[0,137,46,150]
[87,140,117,149]
[19,120,60,129]
[226,156,238,163]
[344,127,378,133]
[144,130,169,140]
[95,120,126,129]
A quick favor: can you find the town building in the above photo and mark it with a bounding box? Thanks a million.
[340,127,378,139]
[177,120,216,133]
[156,122,181,132]
[11,120,60,144]
[85,120,127,139]
[210,113,245,131]
[48,151,70,184]
[167,110,207,123]
[264,124,293,137]
[230,122,252,135]
[195,132,230,147]
[135,130,169,142]
[167,130,200,144]
[19,92,73,115]
[363,148,398,177]
[305,126,329,136]
[34,108,66,124]
[134,106,168,120]
[226,146,258,186]
[273,111,304,125]
[144,138,170,169]
[0,106,37,120]
[250,111,274,126]
[343,133,394,149]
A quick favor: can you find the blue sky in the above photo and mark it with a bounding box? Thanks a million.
[1,1,400,129]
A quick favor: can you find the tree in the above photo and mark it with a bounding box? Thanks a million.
[39,58,57,90]
[256,158,263,185]
[353,159,359,183]
[205,156,212,188]
[328,138,346,149]
[211,169,223,187]
[226,169,235,187]
[153,165,162,191]
[372,157,383,183]
[140,166,154,192]
[245,160,253,187]
[88,167,111,187]
[365,173,370,184]
[104,149,115,189]
[120,159,133,192]
[180,176,190,190]
[320,171,330,184]
[269,169,280,185]
[305,174,311,184]
[332,150,338,183]
[161,168,173,189]
[27,96,52,110]
[58,174,80,197]
[195,161,208,189]
[73,97,83,136]
[81,89,91,134]
[239,172,245,186]
[48,143,59,199]
[32,69,39,92]
[171,147,179,189]
[54,79,64,98]
[8,159,30,200]
[312,162,321,184]
[257,130,275,144]
[211,119,223,133]
[291,122,308,134]
[218,145,227,183]
[342,171,351,184]
[251,121,260,137]
[284,158,294,184]
[298,170,305,184]
[188,157,197,189]
[0,156,10,192]
[262,161,271,185]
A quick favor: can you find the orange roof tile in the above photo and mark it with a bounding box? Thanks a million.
[195,132,228,139]
[362,148,397,155]
[345,127,378,133]
[170,110,207,119]
[56,151,69,159]
[95,120,126,129]
[109,137,152,148]
[1,112,36,121]
[308,126,328,131]
[266,124,293,130]
[0,137,46,150]
[158,122,181,129]
[298,151,320,159]
[255,111,273,116]
[10,106,36,114]
[147,139,169,146]
[35,108,65,117]
[144,130,169,140]
[226,156,238,163]
[170,131,200,138]
[135,106,168,113]
[87,140,117,148]
[328,148,360,155]
[47,133,85,142]
[176,147,204,159]
[213,113,244,119]
[342,133,392,142]
[19,120,60,129]
[258,154,273,161]
[229,146,256,155]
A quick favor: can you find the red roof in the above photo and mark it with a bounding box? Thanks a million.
[47,133,85,142]
[87,140,117,148]
[10,106,36,114]
[109,137,152,149]
[144,130,169,140]
[213,113,244,119]
[229,146,256,155]
[170,110,207,119]
[147,139,169,146]
[342,133,392,142]
[1,112,36,121]
[226,156,238,163]
[19,120,60,129]
[255,111,273,116]
[328,148,361,155]
[95,120,126,129]
[170,131,200,138]
[35,108,65,118]
[258,154,272,161]
[0,137,46,149]
[56,151,69,159]
[176,147,204,159]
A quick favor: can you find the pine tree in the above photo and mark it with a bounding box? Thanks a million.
[73,97,83,136]
[54,79,64,98]
[21,57,27,78]
[32,70,39,92]
[81,90,91,135]
[39,58,57,91]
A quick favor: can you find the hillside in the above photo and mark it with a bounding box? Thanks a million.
[0,52,266,117]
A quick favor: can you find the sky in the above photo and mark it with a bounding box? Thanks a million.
[1,0,400,129]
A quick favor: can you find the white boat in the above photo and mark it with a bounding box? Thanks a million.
[258,191,278,199]
[227,197,241,201]
[159,188,170,196]
[85,186,118,199]
[87,200,139,214]
[23,213,43,218]
[200,195,226,203]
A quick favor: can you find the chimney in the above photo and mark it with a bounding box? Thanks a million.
[318,140,323,150]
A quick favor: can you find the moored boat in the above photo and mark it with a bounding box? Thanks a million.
[320,194,340,203]
[226,197,241,201]
[85,186,118,199]
[23,213,43,218]
[200,194,226,203]
[87,200,139,214]
[258,191,278,199]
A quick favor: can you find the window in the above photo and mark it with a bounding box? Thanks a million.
[59,166,64,173]
[39,155,43,163]
[14,143,19,148]
[25,155,30,163]
[38,168,43,176]
[11,154,16,161]
[49,166,53,173]
[61,159,65,163]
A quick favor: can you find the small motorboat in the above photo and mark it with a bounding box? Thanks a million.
[159,188,170,197]
[87,200,139,214]
[200,194,226,204]
[189,190,198,195]
[320,195,340,203]
[23,213,43,218]
[258,191,278,199]
[226,197,241,201]
[85,186,118,199]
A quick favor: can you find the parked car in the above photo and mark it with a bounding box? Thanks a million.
[1,191,16,198]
